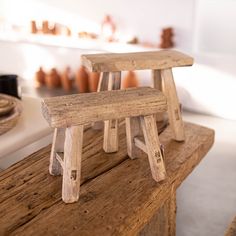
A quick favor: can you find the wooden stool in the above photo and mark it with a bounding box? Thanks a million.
[42,87,168,203]
[81,50,193,152]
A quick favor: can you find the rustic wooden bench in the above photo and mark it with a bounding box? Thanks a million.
[225,216,236,236]
[0,122,214,235]
[82,50,193,153]
[42,87,168,203]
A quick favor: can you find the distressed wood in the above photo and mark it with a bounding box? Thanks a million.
[134,137,147,154]
[42,87,167,128]
[225,216,236,236]
[141,115,166,182]
[161,69,185,141]
[103,72,121,153]
[126,116,144,159]
[49,128,65,175]
[97,72,109,92]
[62,126,83,203]
[0,122,214,235]
[81,50,193,72]
[152,69,165,123]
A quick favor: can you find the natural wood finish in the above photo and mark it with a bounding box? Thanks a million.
[141,115,166,182]
[55,153,64,169]
[103,72,121,153]
[97,72,109,92]
[93,72,109,130]
[134,137,147,154]
[126,116,144,159]
[161,69,185,141]
[0,122,214,235]
[152,69,165,123]
[42,87,167,128]
[62,126,83,203]
[0,94,23,135]
[81,50,193,72]
[49,128,65,175]
[225,216,236,236]
[139,186,176,236]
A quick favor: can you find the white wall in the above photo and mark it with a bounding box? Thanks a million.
[194,0,236,55]
[0,0,195,50]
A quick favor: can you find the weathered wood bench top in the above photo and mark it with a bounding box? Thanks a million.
[42,87,167,128]
[81,50,194,72]
[0,122,214,236]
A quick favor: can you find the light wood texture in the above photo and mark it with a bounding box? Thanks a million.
[62,125,83,203]
[0,122,214,235]
[93,72,109,130]
[103,72,121,153]
[152,69,165,122]
[141,115,166,182]
[49,128,65,175]
[161,69,185,141]
[134,137,147,154]
[97,72,109,92]
[42,87,167,128]
[126,116,144,159]
[0,94,23,135]
[81,50,193,72]
[225,216,236,236]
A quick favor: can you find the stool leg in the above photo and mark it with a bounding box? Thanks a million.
[49,128,65,176]
[152,69,165,122]
[140,115,166,182]
[126,116,143,159]
[161,68,185,141]
[93,72,109,130]
[62,125,83,203]
[103,72,121,153]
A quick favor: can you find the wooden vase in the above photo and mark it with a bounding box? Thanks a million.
[122,71,139,89]
[61,67,73,92]
[45,68,61,89]
[35,67,46,86]
[75,66,89,93]
[88,72,100,92]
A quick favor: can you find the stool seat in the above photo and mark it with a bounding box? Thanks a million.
[42,87,167,128]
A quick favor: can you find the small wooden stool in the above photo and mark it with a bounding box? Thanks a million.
[81,50,194,152]
[42,87,168,203]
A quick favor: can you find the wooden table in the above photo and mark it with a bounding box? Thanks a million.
[0,122,214,236]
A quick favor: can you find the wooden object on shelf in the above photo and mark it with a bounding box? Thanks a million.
[42,87,168,203]
[42,21,50,34]
[0,94,23,135]
[45,68,61,89]
[122,71,139,89]
[88,72,100,92]
[225,216,236,236]
[75,66,89,93]
[82,50,193,142]
[0,122,214,235]
[35,67,46,86]
[61,67,73,92]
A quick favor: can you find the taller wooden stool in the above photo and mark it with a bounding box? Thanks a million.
[42,87,167,203]
[81,50,193,153]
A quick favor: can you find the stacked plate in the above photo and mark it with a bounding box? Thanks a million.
[0,94,23,135]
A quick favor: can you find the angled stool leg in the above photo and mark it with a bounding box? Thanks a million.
[140,115,166,182]
[161,68,185,141]
[152,69,165,122]
[126,116,143,159]
[49,128,65,176]
[62,125,83,203]
[93,72,109,130]
[103,72,121,153]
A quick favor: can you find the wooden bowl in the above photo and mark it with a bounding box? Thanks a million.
[0,94,23,135]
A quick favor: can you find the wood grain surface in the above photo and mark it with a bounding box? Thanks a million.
[0,122,214,236]
[42,87,167,128]
[81,50,193,72]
